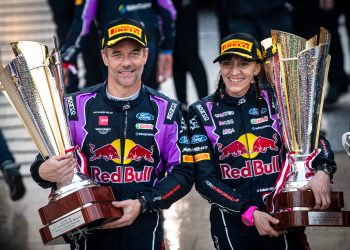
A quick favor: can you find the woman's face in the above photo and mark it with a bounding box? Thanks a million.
[220,55,261,97]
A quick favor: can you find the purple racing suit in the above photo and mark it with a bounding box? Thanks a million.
[188,86,336,250]
[31,83,194,249]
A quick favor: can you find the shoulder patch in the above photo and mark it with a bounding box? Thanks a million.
[165,101,178,124]
[65,95,78,121]
[193,102,213,126]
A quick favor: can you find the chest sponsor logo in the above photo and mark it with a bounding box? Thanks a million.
[214,111,234,118]
[189,117,199,131]
[183,155,194,163]
[95,128,111,135]
[136,112,154,121]
[179,136,190,144]
[220,155,279,179]
[250,116,268,125]
[217,133,278,159]
[223,128,235,135]
[167,103,177,120]
[218,119,234,126]
[191,134,207,144]
[238,97,246,105]
[98,116,109,126]
[135,123,154,130]
[192,145,208,152]
[180,117,187,133]
[89,139,154,164]
[196,104,209,121]
[249,108,267,116]
[91,166,153,183]
[194,153,210,162]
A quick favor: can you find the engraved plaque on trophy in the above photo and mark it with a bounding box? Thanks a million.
[262,28,350,229]
[0,40,122,245]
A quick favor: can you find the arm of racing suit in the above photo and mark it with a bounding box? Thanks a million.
[139,102,194,212]
[61,0,97,63]
[30,154,56,189]
[188,103,265,217]
[311,132,337,177]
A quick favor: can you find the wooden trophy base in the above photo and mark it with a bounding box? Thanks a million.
[38,186,123,245]
[267,190,350,230]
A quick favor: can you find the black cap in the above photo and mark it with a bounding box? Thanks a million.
[101,18,147,48]
[261,37,278,60]
[213,33,263,63]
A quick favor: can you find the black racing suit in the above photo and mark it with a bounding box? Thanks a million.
[62,0,176,89]
[188,86,336,250]
[31,83,194,249]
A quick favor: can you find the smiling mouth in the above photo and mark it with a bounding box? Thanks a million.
[119,70,135,76]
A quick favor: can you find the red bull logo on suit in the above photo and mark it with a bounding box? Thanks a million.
[217,133,278,160]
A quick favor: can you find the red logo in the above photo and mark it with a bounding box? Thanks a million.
[126,145,154,163]
[99,116,109,126]
[220,155,279,179]
[89,143,120,161]
[217,141,248,160]
[251,134,278,153]
[91,166,153,183]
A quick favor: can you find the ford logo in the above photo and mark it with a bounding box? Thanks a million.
[179,136,190,144]
[191,135,207,144]
[248,108,267,116]
[136,112,154,121]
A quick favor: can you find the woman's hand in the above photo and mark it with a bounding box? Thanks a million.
[253,210,287,237]
[38,153,77,183]
[102,199,141,229]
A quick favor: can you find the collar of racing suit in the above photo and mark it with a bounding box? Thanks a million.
[221,85,257,107]
[102,82,145,111]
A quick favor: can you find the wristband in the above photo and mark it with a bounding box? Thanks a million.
[241,206,258,226]
[137,195,148,214]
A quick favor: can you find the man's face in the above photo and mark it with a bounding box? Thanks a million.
[101,39,148,89]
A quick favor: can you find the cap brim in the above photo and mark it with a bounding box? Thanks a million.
[106,36,146,48]
[213,52,255,63]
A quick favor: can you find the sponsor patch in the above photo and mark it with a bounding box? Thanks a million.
[136,112,154,121]
[189,117,200,130]
[250,116,268,125]
[66,95,77,120]
[221,39,253,54]
[248,108,267,116]
[183,155,194,163]
[222,128,235,135]
[194,153,210,162]
[196,104,209,121]
[95,128,111,135]
[179,136,190,144]
[98,116,109,126]
[108,24,142,38]
[135,123,154,130]
[166,102,177,121]
[191,135,207,144]
[218,119,234,126]
[214,111,234,118]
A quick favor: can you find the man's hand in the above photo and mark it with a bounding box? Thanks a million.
[157,53,173,83]
[102,199,141,229]
[253,210,287,237]
[38,153,77,183]
[298,171,331,210]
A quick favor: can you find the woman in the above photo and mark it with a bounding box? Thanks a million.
[188,33,336,250]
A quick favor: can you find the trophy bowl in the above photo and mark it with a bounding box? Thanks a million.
[0,40,122,245]
[262,28,350,229]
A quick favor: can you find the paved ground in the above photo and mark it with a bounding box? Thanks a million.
[0,5,350,250]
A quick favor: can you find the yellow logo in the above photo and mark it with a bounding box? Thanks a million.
[221,39,253,54]
[194,153,210,162]
[108,24,142,38]
[183,155,194,163]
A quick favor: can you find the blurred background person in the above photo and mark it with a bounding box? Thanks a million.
[61,0,176,90]
[214,0,293,43]
[290,0,350,107]
[0,129,25,201]
[47,0,103,93]
[173,0,208,118]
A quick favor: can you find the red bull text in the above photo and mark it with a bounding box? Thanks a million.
[91,166,153,183]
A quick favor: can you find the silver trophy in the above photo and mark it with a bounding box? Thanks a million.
[0,40,121,245]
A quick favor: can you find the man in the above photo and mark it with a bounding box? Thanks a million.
[30,18,194,249]
[62,0,176,90]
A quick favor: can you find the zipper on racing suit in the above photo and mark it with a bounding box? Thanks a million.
[121,103,130,165]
